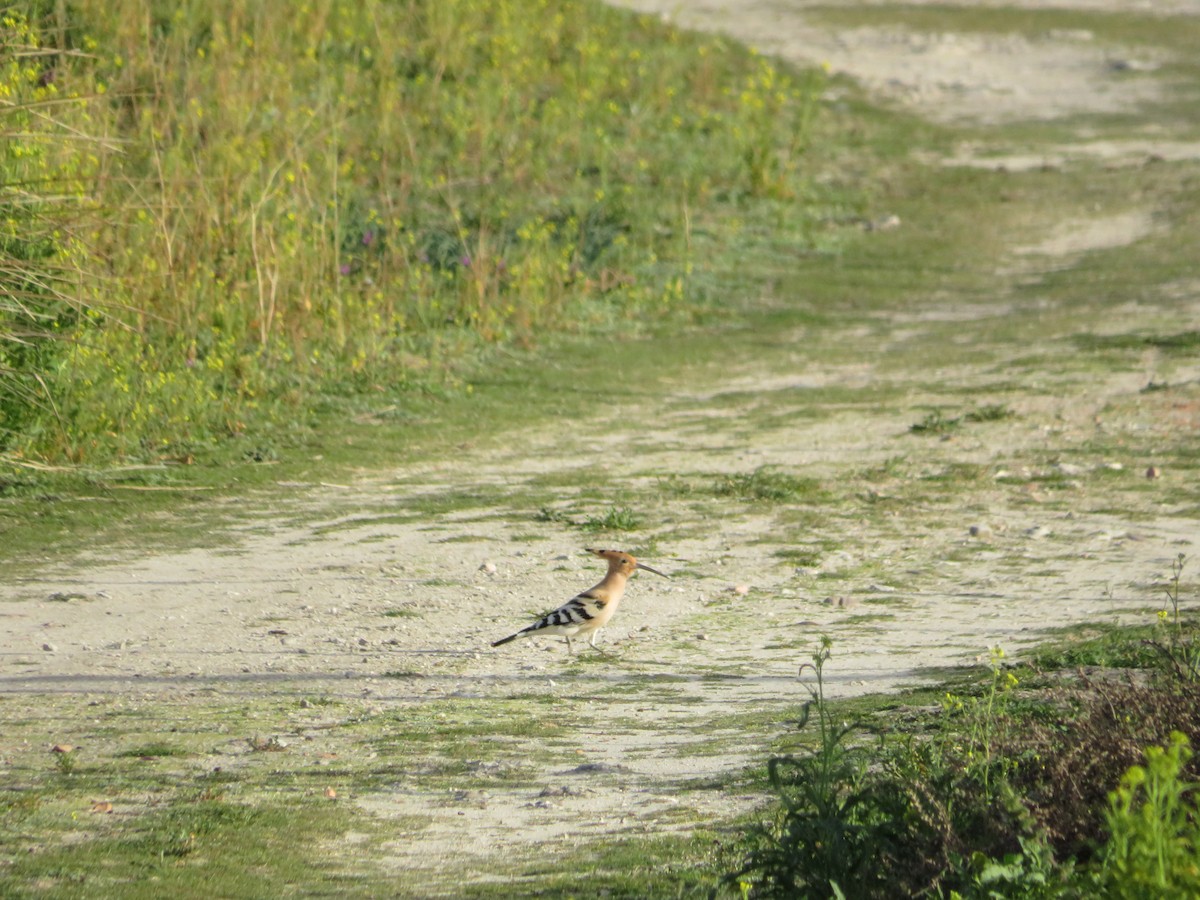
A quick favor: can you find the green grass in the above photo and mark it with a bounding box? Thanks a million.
[3,791,367,898]
[1,0,826,466]
[459,831,733,898]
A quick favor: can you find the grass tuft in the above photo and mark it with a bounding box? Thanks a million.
[714,467,824,503]
[910,404,1012,435]
[581,506,642,532]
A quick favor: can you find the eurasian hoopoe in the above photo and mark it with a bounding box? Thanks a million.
[491,548,669,653]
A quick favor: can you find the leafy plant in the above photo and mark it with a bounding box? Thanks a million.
[581,506,642,532]
[1146,555,1199,683]
[941,646,1020,802]
[1095,732,1200,898]
[959,834,1067,900]
[732,638,906,898]
[52,746,77,775]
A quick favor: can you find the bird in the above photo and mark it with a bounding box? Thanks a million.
[491,548,669,653]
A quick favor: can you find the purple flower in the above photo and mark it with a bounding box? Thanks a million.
[339,263,352,276]
[460,254,472,268]
[362,229,376,247]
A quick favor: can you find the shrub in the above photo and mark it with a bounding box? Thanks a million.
[733,634,1200,897]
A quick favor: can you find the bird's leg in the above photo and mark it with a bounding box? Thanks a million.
[565,635,573,654]
[585,632,613,656]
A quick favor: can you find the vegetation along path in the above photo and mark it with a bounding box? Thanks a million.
[3,0,1199,894]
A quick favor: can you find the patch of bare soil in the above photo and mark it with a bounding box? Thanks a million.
[4,0,1199,884]
[613,0,1190,124]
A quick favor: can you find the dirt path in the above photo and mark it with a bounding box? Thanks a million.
[4,1,1199,886]
[614,0,1200,125]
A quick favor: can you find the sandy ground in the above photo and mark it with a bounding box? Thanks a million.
[4,0,1200,884]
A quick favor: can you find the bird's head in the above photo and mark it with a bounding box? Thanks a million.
[585,547,670,579]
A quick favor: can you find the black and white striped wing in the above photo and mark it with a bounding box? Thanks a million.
[521,591,606,637]
[492,590,608,646]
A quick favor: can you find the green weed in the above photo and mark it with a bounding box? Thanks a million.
[52,746,78,776]
[940,646,1020,802]
[733,612,1200,897]
[714,467,824,503]
[1075,330,1200,354]
[732,637,905,898]
[534,505,571,524]
[581,505,642,532]
[910,404,1012,435]
[1096,732,1200,898]
[773,547,823,567]
[1146,555,1200,682]
[116,742,188,759]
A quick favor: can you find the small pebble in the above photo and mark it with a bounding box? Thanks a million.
[1146,466,1160,479]
[41,642,56,652]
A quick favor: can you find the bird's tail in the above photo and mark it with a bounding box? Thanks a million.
[491,632,521,647]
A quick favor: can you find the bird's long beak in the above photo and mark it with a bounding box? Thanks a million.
[636,562,670,579]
